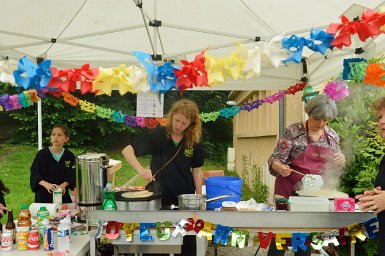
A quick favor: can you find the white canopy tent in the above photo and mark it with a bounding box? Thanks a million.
[1,0,385,148]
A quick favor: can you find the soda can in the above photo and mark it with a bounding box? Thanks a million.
[43,225,54,251]
[28,230,40,250]
[1,231,13,251]
[17,231,28,250]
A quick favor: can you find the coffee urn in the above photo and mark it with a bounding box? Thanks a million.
[76,153,109,221]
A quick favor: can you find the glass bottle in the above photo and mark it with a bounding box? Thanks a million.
[5,210,16,244]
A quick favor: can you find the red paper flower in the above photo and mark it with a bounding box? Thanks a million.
[48,64,99,94]
[175,52,208,93]
[327,9,385,48]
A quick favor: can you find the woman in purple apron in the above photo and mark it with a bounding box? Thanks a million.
[267,94,345,256]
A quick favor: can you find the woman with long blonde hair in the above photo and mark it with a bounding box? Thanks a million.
[122,98,203,256]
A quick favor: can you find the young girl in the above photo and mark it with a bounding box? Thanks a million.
[30,125,76,203]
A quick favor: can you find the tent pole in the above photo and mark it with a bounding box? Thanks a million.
[38,99,42,150]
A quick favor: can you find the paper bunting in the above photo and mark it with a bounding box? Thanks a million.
[231,230,249,248]
[219,106,241,118]
[0,94,10,111]
[144,118,158,129]
[140,223,156,241]
[79,100,96,113]
[123,223,139,242]
[364,217,379,239]
[13,56,52,90]
[96,106,113,119]
[214,224,232,245]
[9,94,21,110]
[62,92,80,106]
[257,232,275,249]
[275,233,291,250]
[156,221,173,241]
[324,81,349,101]
[347,223,366,243]
[135,117,145,128]
[364,63,385,87]
[200,112,220,122]
[175,52,208,93]
[172,219,188,237]
[157,117,168,127]
[112,111,125,123]
[291,233,308,252]
[124,115,138,127]
[327,9,385,48]
[0,59,17,85]
[133,51,177,93]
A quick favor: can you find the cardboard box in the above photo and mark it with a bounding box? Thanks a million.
[334,197,355,212]
[288,196,329,212]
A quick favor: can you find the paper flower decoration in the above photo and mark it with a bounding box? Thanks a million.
[49,64,99,94]
[282,29,334,64]
[0,59,17,86]
[127,66,149,93]
[238,44,261,80]
[364,63,385,87]
[13,56,52,90]
[175,52,208,93]
[327,9,385,48]
[205,46,244,85]
[93,64,132,96]
[324,81,349,101]
[133,51,177,93]
[261,35,288,68]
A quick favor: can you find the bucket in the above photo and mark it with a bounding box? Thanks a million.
[205,176,242,210]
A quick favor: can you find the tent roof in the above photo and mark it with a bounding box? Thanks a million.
[1,0,385,90]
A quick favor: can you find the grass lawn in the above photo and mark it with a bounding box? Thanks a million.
[0,144,229,224]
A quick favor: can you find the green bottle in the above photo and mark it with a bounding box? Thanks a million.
[102,182,117,210]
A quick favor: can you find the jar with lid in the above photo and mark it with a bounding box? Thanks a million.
[275,198,288,211]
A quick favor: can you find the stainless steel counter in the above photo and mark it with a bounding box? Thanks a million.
[87,210,375,256]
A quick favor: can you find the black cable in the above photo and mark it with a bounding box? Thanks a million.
[254,245,261,256]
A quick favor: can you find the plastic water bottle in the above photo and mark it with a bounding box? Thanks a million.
[57,219,70,251]
[102,182,117,210]
[53,186,62,205]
